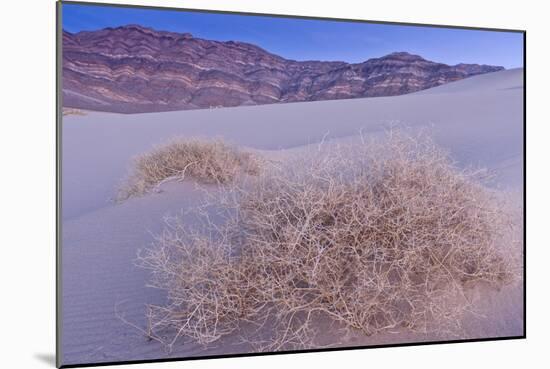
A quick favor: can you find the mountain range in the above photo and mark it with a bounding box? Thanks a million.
[62,25,504,113]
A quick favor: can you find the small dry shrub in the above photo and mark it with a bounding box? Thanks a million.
[137,132,521,351]
[62,107,86,116]
[117,138,260,201]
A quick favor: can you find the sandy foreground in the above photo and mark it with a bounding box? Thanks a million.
[61,68,524,365]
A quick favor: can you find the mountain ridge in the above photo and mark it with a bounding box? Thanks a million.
[62,25,504,113]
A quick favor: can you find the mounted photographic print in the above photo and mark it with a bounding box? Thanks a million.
[57,1,525,367]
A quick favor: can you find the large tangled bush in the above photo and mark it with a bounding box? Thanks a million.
[137,133,521,351]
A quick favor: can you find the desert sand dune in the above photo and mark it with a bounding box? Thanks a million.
[62,69,523,220]
[60,69,524,365]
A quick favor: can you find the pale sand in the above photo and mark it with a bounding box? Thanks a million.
[60,68,524,365]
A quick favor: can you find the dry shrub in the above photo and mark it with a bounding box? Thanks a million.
[137,132,521,352]
[117,138,260,201]
[138,218,246,349]
[62,107,87,116]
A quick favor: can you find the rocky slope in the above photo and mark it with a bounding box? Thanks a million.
[62,25,504,113]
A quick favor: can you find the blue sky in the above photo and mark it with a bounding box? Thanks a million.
[62,3,524,68]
